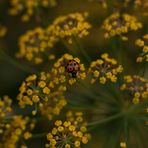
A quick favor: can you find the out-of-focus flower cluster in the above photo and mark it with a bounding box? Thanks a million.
[0,96,35,148]
[102,12,142,41]
[89,53,123,84]
[121,75,148,104]
[9,0,57,22]
[0,25,7,37]
[0,96,12,120]
[17,13,91,64]
[46,111,90,148]
[135,34,148,63]
[0,116,35,148]
[17,27,57,64]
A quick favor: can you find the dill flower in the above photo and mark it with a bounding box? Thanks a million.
[9,0,57,22]
[0,25,7,37]
[17,27,57,64]
[88,53,123,84]
[0,116,35,148]
[51,54,86,85]
[102,12,142,41]
[135,34,148,62]
[46,111,90,148]
[17,72,67,115]
[121,75,148,104]
[52,12,91,44]
[0,96,12,120]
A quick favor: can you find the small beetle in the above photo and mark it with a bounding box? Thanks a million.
[65,59,80,78]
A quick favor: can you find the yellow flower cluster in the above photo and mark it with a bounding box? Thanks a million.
[46,111,90,148]
[89,53,123,84]
[135,34,148,62]
[9,0,57,22]
[17,13,91,64]
[17,27,57,64]
[0,116,35,148]
[102,12,142,41]
[0,96,12,120]
[0,25,7,37]
[52,12,91,44]
[121,75,148,104]
[17,72,67,116]
[51,54,86,85]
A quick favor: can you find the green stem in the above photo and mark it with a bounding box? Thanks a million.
[88,112,123,128]
[61,39,77,56]
[0,50,38,74]
[72,35,91,62]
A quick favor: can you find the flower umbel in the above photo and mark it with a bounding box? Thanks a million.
[121,75,148,104]
[17,72,67,116]
[102,12,142,41]
[89,53,123,84]
[46,111,90,148]
[17,27,57,64]
[52,12,91,44]
[0,116,35,148]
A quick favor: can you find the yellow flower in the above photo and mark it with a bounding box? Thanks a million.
[89,53,123,84]
[23,131,32,140]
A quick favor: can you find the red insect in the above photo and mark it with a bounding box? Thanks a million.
[65,59,80,78]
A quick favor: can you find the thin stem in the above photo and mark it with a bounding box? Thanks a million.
[0,50,38,74]
[88,112,123,127]
[61,39,77,56]
[72,35,91,62]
